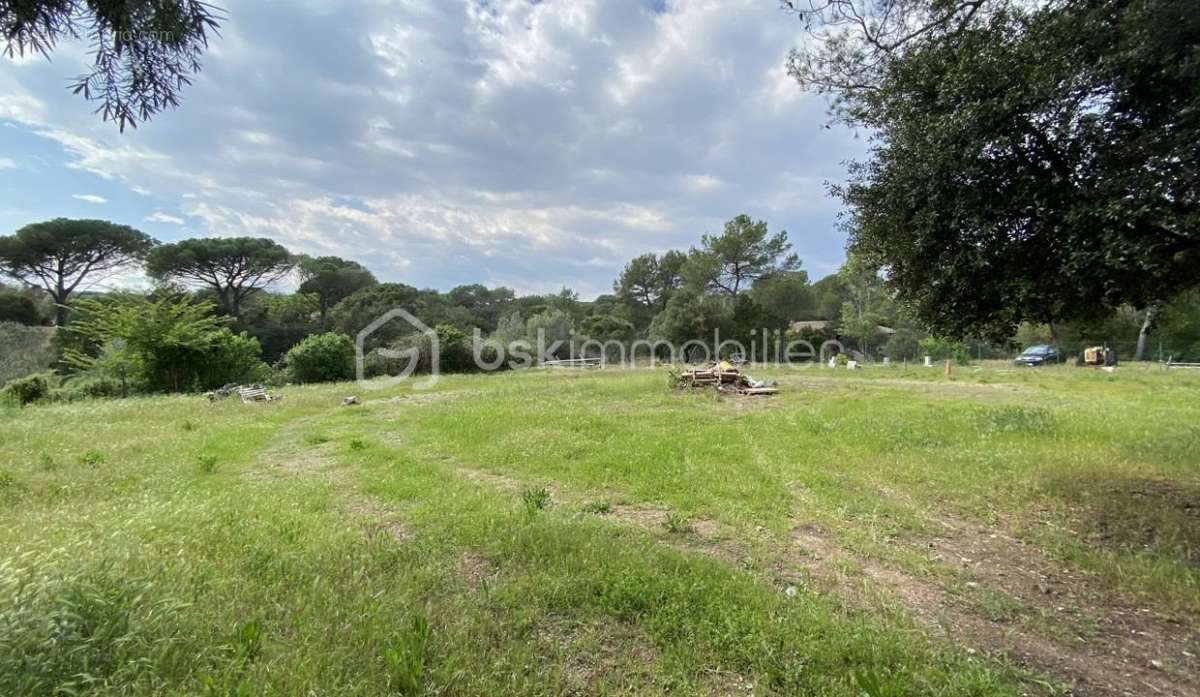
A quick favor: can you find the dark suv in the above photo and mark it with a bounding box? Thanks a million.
[1014,345,1063,366]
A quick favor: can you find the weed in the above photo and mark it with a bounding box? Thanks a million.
[233,620,264,662]
[582,499,612,514]
[384,615,429,696]
[852,668,899,697]
[349,438,367,451]
[197,454,218,474]
[0,570,192,695]
[180,420,196,432]
[0,470,15,489]
[974,406,1055,434]
[80,450,105,466]
[303,433,331,446]
[521,486,551,514]
[664,512,692,534]
[37,452,56,471]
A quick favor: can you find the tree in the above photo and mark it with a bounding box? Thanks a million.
[297,256,377,330]
[490,311,526,348]
[2,0,223,130]
[328,283,422,348]
[788,0,1200,340]
[749,270,814,327]
[446,284,516,332]
[64,294,266,392]
[581,314,636,343]
[146,237,294,319]
[614,250,687,329]
[648,288,733,353]
[684,215,799,297]
[525,308,575,358]
[0,218,156,325]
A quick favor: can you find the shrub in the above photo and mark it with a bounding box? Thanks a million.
[918,336,972,366]
[284,332,355,383]
[196,330,269,388]
[0,292,42,325]
[65,295,269,393]
[1,372,54,405]
[52,376,127,401]
[0,323,56,386]
[526,309,574,358]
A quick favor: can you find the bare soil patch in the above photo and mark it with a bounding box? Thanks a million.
[787,520,1200,697]
[1062,476,1200,568]
[533,615,661,696]
[458,551,499,591]
[458,467,524,492]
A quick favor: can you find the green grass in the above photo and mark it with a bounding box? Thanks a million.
[1,365,1197,695]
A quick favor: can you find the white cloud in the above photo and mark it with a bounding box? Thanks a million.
[144,211,185,225]
[72,194,108,204]
[0,0,863,295]
[0,157,15,169]
[683,174,723,193]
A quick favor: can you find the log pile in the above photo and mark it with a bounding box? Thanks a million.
[672,361,778,396]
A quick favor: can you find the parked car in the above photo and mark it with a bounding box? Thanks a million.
[1014,345,1063,366]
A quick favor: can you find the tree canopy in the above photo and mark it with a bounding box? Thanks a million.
[1,0,223,130]
[0,218,156,325]
[683,215,799,297]
[146,237,294,318]
[787,0,1200,340]
[298,256,378,330]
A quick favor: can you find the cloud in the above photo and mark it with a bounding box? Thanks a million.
[72,194,108,204]
[0,0,862,296]
[144,211,185,225]
[0,157,15,169]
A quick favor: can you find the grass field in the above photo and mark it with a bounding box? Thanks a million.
[1,365,1198,696]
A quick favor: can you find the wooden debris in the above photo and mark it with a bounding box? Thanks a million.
[238,385,273,403]
[542,357,603,369]
[671,361,778,396]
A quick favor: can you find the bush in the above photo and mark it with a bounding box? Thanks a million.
[0,292,42,325]
[195,330,269,388]
[52,376,128,402]
[918,336,972,366]
[0,323,57,386]
[284,332,355,383]
[0,372,54,405]
[64,295,269,393]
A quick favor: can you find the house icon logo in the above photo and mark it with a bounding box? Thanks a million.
[356,308,439,390]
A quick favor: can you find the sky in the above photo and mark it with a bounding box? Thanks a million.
[0,0,863,299]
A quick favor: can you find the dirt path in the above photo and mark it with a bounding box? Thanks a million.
[784,520,1199,697]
